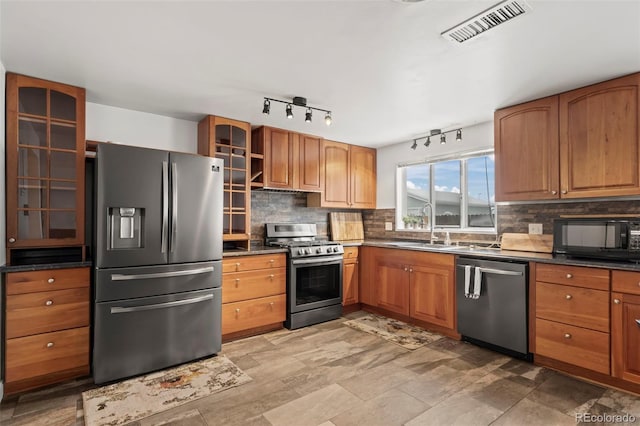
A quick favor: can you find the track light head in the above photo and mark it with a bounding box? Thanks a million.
[262,99,270,115]
[411,140,418,150]
[262,96,332,125]
[456,129,462,142]
[305,108,312,123]
[424,136,431,147]
[325,112,332,126]
[286,103,293,119]
[440,133,446,144]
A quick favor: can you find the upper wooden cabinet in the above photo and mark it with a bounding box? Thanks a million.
[252,126,323,192]
[560,73,640,198]
[307,140,376,209]
[198,115,251,250]
[495,96,559,201]
[5,73,86,253]
[495,72,640,201]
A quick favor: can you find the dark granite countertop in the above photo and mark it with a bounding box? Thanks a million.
[1,261,93,273]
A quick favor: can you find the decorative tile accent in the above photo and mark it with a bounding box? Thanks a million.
[343,314,443,350]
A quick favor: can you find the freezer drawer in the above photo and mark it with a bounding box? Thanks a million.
[95,261,221,302]
[93,288,221,384]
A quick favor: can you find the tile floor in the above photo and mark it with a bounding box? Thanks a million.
[2,311,640,426]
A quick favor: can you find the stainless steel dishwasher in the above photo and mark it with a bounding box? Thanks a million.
[456,257,530,359]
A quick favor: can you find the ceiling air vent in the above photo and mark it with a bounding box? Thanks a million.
[441,0,532,43]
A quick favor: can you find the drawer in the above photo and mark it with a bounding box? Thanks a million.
[612,270,640,296]
[535,264,609,290]
[536,282,609,332]
[222,268,286,303]
[535,318,609,374]
[5,327,90,383]
[222,294,286,335]
[223,254,286,273]
[6,288,90,339]
[6,267,90,295]
[343,246,359,260]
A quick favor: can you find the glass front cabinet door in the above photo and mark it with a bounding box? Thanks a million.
[6,73,86,249]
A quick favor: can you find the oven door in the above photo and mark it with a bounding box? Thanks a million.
[289,255,343,313]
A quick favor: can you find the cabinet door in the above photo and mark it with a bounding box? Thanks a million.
[358,246,376,305]
[560,73,640,198]
[494,96,559,201]
[375,257,409,315]
[410,263,455,330]
[350,145,376,209]
[612,292,640,384]
[264,127,293,189]
[298,134,323,191]
[342,260,359,306]
[6,73,85,248]
[320,140,350,207]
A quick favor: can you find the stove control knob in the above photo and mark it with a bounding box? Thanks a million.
[306,248,312,255]
[333,246,340,253]
[316,247,323,253]
[298,249,305,255]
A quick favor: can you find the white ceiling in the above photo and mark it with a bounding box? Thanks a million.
[2,0,640,148]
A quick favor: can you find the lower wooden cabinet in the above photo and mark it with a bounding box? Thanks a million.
[611,291,640,384]
[221,254,286,339]
[342,247,359,306]
[410,262,455,330]
[4,267,90,394]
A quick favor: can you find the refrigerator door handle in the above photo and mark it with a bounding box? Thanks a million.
[171,162,178,253]
[110,266,215,281]
[162,161,169,253]
[110,294,213,314]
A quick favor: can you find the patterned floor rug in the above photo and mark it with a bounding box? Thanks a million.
[343,314,443,350]
[82,355,251,426]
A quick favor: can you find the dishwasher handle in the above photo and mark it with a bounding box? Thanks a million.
[456,265,523,277]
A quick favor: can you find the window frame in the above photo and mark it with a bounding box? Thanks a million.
[395,149,496,234]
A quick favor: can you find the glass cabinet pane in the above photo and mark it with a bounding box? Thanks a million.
[18,147,48,178]
[231,170,245,187]
[51,123,77,150]
[50,181,76,209]
[18,87,46,116]
[50,151,76,179]
[231,214,246,233]
[231,149,246,169]
[231,126,246,148]
[231,192,245,210]
[18,179,47,209]
[19,119,47,147]
[49,211,76,239]
[18,210,46,240]
[50,90,76,121]
[216,125,231,146]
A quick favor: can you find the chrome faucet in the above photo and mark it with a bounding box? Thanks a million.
[421,202,436,244]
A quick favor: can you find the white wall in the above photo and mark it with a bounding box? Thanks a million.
[376,121,494,209]
[86,103,198,153]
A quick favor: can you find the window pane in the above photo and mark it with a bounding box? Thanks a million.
[403,164,429,229]
[434,160,461,227]
[467,156,496,228]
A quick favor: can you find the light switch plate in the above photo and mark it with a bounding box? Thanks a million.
[529,223,543,234]
[385,221,393,231]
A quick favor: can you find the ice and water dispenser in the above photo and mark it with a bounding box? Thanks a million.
[108,207,145,249]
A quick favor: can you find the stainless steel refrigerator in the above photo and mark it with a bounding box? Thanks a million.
[93,143,223,384]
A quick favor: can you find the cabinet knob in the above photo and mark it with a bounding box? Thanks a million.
[48,278,55,284]
[409,268,413,273]
[269,274,275,280]
[46,342,54,348]
[269,259,275,264]
[8,237,15,243]
[404,267,408,272]
[637,282,640,287]
[614,298,621,304]
[235,262,241,271]
[565,294,572,300]
[561,190,567,194]
[270,302,274,310]
[566,273,573,279]
[564,333,571,339]
[551,190,557,195]
[235,308,240,317]
[235,278,240,287]
[45,300,53,306]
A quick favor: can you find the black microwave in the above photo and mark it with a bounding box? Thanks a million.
[553,218,640,261]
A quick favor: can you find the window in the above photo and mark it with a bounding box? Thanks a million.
[396,151,495,232]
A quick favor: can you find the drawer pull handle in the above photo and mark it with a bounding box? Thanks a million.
[566,273,573,279]
[614,298,621,304]
[46,342,54,348]
[48,278,55,284]
[565,294,572,300]
[269,274,275,280]
[564,333,571,339]
[45,300,53,306]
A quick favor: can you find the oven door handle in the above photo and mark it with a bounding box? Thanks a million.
[291,255,344,266]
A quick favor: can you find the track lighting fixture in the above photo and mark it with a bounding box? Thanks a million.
[262,96,332,126]
[409,128,463,150]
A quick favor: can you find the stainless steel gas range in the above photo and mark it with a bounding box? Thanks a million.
[265,223,344,329]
